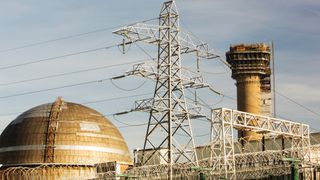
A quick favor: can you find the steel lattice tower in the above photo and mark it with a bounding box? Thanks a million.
[142,0,196,165]
[113,1,220,178]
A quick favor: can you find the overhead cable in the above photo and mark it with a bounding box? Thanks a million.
[0,45,117,71]
[82,92,152,105]
[112,115,148,127]
[0,59,149,87]
[0,78,111,100]
[0,92,153,117]
[134,43,155,60]
[0,17,159,54]
[276,91,320,118]
[111,78,148,91]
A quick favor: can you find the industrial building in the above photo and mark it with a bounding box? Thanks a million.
[0,0,319,179]
[0,98,132,179]
[226,43,272,141]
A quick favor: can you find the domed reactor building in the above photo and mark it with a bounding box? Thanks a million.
[0,97,132,179]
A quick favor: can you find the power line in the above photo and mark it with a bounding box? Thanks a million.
[0,112,148,131]
[0,59,150,87]
[180,18,231,70]
[0,60,152,100]
[112,115,148,127]
[276,90,320,118]
[201,70,228,75]
[82,92,152,105]
[0,17,159,54]
[0,78,111,100]
[186,89,213,110]
[134,43,155,60]
[118,124,148,129]
[215,87,320,123]
[200,74,319,125]
[111,78,148,91]
[276,113,320,133]
[0,44,118,71]
[210,85,320,122]
[2,58,317,127]
[0,92,153,117]
[0,28,117,54]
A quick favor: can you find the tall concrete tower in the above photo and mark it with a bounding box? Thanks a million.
[226,43,271,141]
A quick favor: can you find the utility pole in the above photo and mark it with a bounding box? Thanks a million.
[271,41,277,118]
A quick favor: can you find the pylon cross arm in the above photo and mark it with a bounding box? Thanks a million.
[126,61,210,89]
[113,23,219,59]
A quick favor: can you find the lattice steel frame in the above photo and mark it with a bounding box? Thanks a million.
[113,0,221,168]
[113,1,222,179]
[210,108,236,179]
[141,0,197,166]
[210,108,311,179]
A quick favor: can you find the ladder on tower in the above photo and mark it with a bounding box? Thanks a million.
[44,97,65,163]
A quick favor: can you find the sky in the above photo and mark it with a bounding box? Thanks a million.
[0,0,319,153]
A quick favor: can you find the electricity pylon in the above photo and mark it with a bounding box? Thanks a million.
[113,1,220,178]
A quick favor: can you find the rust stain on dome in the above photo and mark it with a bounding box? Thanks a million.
[0,98,132,166]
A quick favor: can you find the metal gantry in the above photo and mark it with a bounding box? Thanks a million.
[210,108,311,179]
[210,108,236,179]
[113,1,221,179]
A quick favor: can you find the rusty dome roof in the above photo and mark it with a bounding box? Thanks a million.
[0,98,132,166]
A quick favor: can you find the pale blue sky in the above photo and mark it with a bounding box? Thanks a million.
[0,0,319,152]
